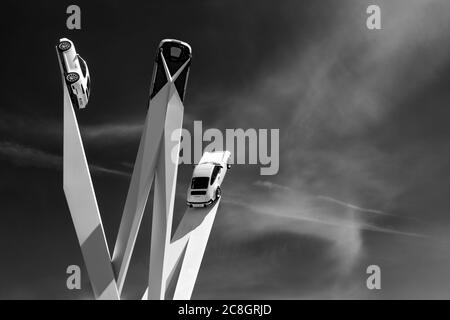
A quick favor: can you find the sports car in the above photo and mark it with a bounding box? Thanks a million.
[56,38,91,109]
[187,151,231,207]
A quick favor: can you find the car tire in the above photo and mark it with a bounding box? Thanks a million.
[66,72,79,83]
[58,41,71,51]
[215,187,221,200]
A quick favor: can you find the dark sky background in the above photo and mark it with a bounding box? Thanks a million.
[1,0,450,299]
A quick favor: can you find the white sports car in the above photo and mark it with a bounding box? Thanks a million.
[187,151,231,208]
[150,39,192,102]
[56,38,91,109]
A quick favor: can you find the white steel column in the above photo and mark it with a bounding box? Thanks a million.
[62,80,119,300]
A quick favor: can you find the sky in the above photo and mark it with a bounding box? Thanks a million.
[1,0,450,299]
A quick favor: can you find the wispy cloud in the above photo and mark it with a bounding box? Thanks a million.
[0,142,60,168]
[218,175,432,293]
[0,108,145,145]
[0,142,129,177]
[3,0,450,300]
[316,195,392,217]
[253,180,292,192]
[226,188,427,240]
[82,122,143,142]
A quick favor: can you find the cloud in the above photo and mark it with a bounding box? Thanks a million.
[193,1,450,298]
[0,141,60,169]
[252,180,292,192]
[3,0,450,299]
[0,141,129,177]
[198,180,433,298]
[0,108,146,145]
[82,122,143,142]
[221,190,363,272]
[316,195,392,217]
[251,179,422,229]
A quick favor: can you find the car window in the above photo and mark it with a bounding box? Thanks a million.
[78,56,87,77]
[86,77,91,98]
[210,166,221,185]
[150,51,167,99]
[170,46,182,58]
[191,177,209,189]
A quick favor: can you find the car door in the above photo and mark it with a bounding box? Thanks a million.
[215,166,222,185]
[209,166,220,188]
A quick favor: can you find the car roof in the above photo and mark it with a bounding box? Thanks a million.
[159,39,192,53]
[199,151,231,166]
[192,163,214,178]
[59,37,73,44]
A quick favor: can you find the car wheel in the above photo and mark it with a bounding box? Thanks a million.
[66,72,79,83]
[215,187,221,200]
[58,41,71,51]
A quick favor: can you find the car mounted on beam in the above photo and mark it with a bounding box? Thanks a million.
[187,151,231,208]
[150,39,192,102]
[56,38,91,109]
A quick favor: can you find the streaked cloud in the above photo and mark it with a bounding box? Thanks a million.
[0,141,129,177]
[2,0,450,299]
[316,195,392,217]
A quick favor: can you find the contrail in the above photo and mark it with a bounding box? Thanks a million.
[238,197,429,240]
[317,195,396,217]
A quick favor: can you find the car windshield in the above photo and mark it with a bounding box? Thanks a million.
[191,177,209,189]
[170,46,182,58]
